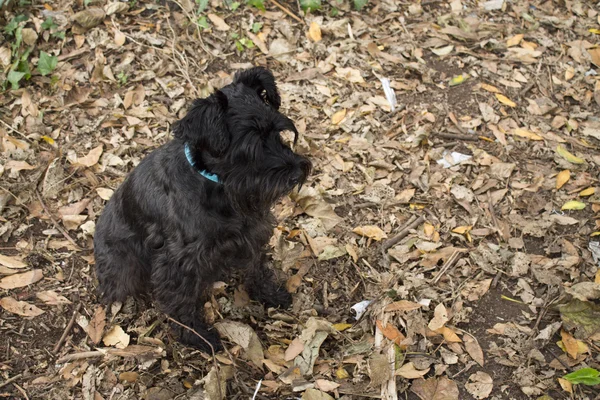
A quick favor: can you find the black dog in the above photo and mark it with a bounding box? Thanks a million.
[94,67,311,350]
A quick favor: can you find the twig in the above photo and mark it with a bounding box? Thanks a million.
[435,132,479,141]
[0,119,32,142]
[13,383,29,400]
[35,190,83,251]
[166,316,222,399]
[383,215,425,251]
[56,351,104,364]
[379,104,406,123]
[0,373,22,389]
[269,0,303,23]
[431,250,464,284]
[53,303,82,354]
[447,112,467,135]
[519,82,535,97]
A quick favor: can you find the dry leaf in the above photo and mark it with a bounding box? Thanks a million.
[560,330,579,359]
[465,371,493,399]
[556,145,585,164]
[506,34,524,47]
[96,187,114,200]
[556,170,571,189]
[0,296,45,317]
[207,14,230,31]
[396,362,430,379]
[70,145,103,168]
[464,334,484,366]
[579,187,595,196]
[480,83,501,93]
[308,22,322,42]
[438,326,462,343]
[0,254,27,269]
[428,303,448,331]
[0,269,43,289]
[561,201,585,211]
[513,128,543,141]
[376,320,406,347]
[36,290,72,305]
[385,300,422,312]
[331,109,347,125]
[291,187,342,231]
[335,67,365,83]
[495,93,516,107]
[314,379,340,392]
[114,30,126,46]
[103,325,130,349]
[411,376,459,400]
[352,225,387,241]
[588,48,600,67]
[215,321,263,367]
[88,306,106,344]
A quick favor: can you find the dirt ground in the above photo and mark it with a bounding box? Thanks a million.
[1,0,600,399]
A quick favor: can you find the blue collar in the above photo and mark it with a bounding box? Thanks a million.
[184,143,221,184]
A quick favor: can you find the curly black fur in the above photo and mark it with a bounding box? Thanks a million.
[94,67,311,351]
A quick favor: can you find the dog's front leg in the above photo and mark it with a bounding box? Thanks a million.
[151,256,222,352]
[245,259,292,309]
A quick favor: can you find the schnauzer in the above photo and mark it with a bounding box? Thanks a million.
[94,67,311,350]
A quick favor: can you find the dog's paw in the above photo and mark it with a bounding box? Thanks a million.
[177,323,223,353]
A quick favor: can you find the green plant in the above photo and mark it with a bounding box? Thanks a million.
[197,15,210,29]
[195,0,208,13]
[117,71,128,86]
[246,0,265,11]
[37,51,58,76]
[235,37,254,52]
[563,368,600,386]
[299,0,321,12]
[353,0,367,10]
[251,22,263,33]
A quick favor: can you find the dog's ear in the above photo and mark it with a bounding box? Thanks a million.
[173,91,230,157]
[234,67,281,110]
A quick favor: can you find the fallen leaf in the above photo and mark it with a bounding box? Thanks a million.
[308,21,322,42]
[431,45,454,56]
[0,297,45,317]
[464,334,484,366]
[437,326,462,343]
[215,321,263,367]
[0,254,27,269]
[449,74,468,86]
[96,187,114,200]
[333,323,352,331]
[480,83,501,93]
[291,187,342,231]
[314,379,339,392]
[69,145,103,168]
[352,225,387,241]
[385,300,422,312]
[396,362,430,379]
[506,33,524,47]
[556,145,585,164]
[376,320,406,347]
[207,13,230,31]
[465,371,493,399]
[411,376,459,400]
[335,67,365,83]
[88,306,106,344]
[557,377,573,394]
[368,352,392,387]
[302,388,334,400]
[495,93,516,107]
[561,201,586,211]
[556,170,571,189]
[560,330,580,359]
[103,325,130,349]
[589,48,600,67]
[73,8,106,29]
[513,128,543,141]
[579,187,595,197]
[114,30,126,46]
[285,338,304,360]
[331,109,347,125]
[0,269,43,289]
[36,290,72,305]
[428,303,448,331]
[119,371,139,383]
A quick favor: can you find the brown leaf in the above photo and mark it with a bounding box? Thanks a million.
[0,296,45,317]
[376,320,407,348]
[588,48,600,67]
[428,303,448,331]
[0,254,27,269]
[385,300,422,312]
[284,337,304,361]
[103,325,130,349]
[208,14,230,31]
[0,269,43,289]
[556,170,571,190]
[214,321,263,367]
[36,290,72,305]
[308,22,322,42]
[410,376,459,400]
[395,362,429,379]
[352,225,387,241]
[88,306,106,344]
[465,371,493,399]
[464,334,484,366]
[560,330,579,359]
[70,145,103,168]
[73,8,106,29]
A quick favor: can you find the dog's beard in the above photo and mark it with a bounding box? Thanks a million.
[223,167,305,213]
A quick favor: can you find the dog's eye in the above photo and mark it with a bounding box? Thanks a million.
[280,130,295,149]
[260,89,269,104]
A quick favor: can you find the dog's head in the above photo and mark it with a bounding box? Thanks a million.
[173,67,312,210]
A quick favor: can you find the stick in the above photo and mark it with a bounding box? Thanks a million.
[35,190,83,251]
[0,119,32,142]
[0,374,22,389]
[166,316,222,399]
[431,250,464,284]
[382,215,425,251]
[435,132,479,141]
[53,303,82,354]
[56,351,104,364]
[269,0,303,23]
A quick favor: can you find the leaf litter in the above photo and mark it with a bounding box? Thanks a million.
[2,0,600,399]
